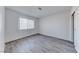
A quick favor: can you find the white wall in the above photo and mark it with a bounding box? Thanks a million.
[5,8,39,42]
[39,11,72,42]
[71,6,79,53]
[71,6,79,15]
[0,7,5,52]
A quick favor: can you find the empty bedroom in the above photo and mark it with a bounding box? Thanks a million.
[0,6,79,53]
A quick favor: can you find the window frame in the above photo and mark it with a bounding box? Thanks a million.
[19,17,35,30]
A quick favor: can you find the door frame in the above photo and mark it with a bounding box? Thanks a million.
[71,12,75,44]
[71,7,79,44]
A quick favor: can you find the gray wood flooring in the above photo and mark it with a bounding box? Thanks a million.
[4,34,77,53]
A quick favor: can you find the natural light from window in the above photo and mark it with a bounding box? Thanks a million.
[19,17,34,30]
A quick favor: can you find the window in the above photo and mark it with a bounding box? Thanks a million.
[27,19,34,29]
[19,17,34,30]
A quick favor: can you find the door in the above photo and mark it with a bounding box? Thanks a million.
[74,8,79,52]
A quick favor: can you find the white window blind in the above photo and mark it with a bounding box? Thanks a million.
[27,19,34,29]
[19,17,34,30]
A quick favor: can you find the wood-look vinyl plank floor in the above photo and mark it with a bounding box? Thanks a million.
[4,34,77,53]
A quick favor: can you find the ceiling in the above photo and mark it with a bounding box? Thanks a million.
[6,6,72,19]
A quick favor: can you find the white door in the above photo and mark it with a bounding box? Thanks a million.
[74,8,79,52]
